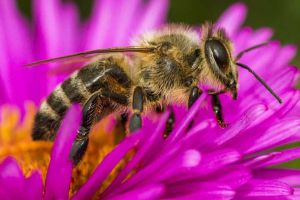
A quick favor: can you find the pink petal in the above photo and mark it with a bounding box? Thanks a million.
[164,183,235,200]
[133,0,169,35]
[24,171,43,200]
[109,0,142,46]
[214,167,252,189]
[215,104,268,146]
[166,93,207,144]
[192,149,241,176]
[257,147,300,168]
[242,152,280,168]
[254,168,300,186]
[243,119,300,154]
[45,104,82,200]
[108,184,165,200]
[140,149,202,184]
[73,133,142,200]
[107,143,182,197]
[0,157,25,197]
[270,45,297,71]
[0,157,43,200]
[217,3,247,37]
[103,112,169,195]
[83,0,119,49]
[236,180,293,197]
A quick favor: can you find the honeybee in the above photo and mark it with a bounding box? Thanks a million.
[28,23,282,164]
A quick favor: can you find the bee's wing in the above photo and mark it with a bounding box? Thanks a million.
[25,46,156,75]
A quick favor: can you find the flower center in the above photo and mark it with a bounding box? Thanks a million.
[0,102,129,196]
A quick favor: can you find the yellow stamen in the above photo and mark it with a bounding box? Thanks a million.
[0,103,131,198]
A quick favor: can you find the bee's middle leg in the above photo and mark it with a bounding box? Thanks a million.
[211,94,228,128]
[155,106,175,138]
[129,86,144,132]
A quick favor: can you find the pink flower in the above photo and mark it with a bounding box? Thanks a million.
[1,1,300,200]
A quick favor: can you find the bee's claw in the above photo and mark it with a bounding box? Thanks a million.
[218,121,228,128]
[69,137,89,165]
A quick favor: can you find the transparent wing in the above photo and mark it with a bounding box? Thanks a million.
[25,46,156,75]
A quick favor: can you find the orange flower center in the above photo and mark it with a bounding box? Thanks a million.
[0,102,130,197]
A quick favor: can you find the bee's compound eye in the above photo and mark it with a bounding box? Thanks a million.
[205,40,229,70]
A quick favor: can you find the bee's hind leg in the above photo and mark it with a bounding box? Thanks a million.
[211,94,228,128]
[69,89,128,165]
[69,93,99,165]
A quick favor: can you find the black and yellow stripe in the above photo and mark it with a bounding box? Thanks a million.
[32,56,132,141]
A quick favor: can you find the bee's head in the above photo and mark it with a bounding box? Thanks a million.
[199,23,282,103]
[200,23,238,99]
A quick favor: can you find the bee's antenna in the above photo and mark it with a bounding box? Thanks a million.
[236,42,269,61]
[236,62,282,104]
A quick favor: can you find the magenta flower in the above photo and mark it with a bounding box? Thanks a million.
[1,1,300,200]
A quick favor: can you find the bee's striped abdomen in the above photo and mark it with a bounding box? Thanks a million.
[32,56,132,141]
[32,85,77,140]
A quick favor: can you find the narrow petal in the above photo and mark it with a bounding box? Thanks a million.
[109,0,142,46]
[217,3,247,37]
[192,149,241,176]
[142,149,202,183]
[0,0,31,64]
[167,93,207,144]
[254,168,300,186]
[271,45,297,71]
[0,76,9,105]
[133,0,169,34]
[24,171,43,200]
[0,0,33,107]
[0,157,25,198]
[244,119,300,154]
[73,133,142,200]
[257,147,300,168]
[233,26,253,53]
[45,105,82,200]
[215,104,267,146]
[168,149,241,184]
[236,180,293,197]
[214,167,252,189]
[164,183,235,200]
[242,152,280,168]
[84,0,120,49]
[104,112,169,195]
[108,184,165,200]
[108,144,181,196]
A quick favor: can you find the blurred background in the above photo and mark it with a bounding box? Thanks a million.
[18,0,300,66]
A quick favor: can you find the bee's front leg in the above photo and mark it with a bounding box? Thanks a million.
[129,86,144,132]
[186,86,202,130]
[188,86,202,108]
[211,94,228,128]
